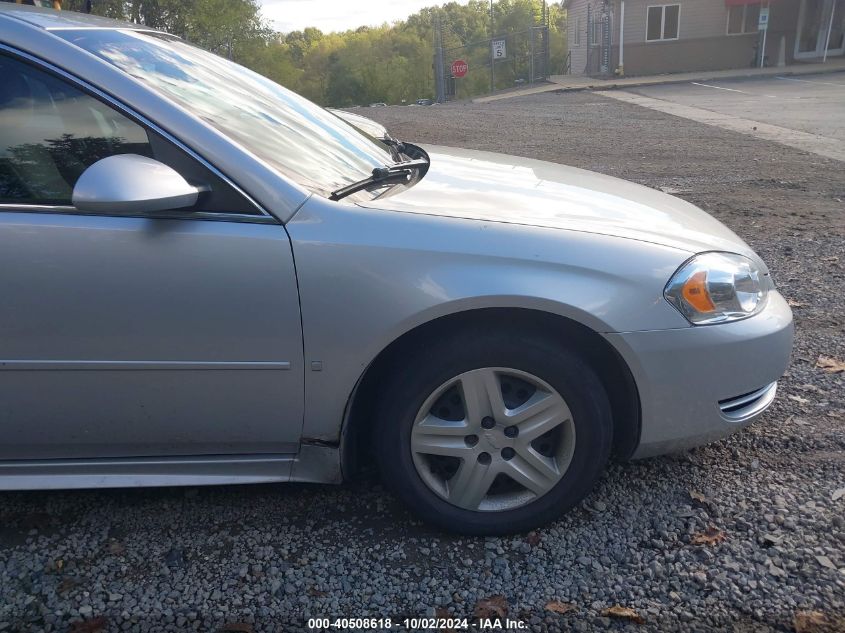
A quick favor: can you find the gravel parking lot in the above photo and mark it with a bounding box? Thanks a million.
[2,91,844,633]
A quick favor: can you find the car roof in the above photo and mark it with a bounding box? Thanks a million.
[0,3,157,32]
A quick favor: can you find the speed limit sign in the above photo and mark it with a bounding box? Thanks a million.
[492,39,506,59]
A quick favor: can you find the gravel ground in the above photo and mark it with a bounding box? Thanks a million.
[2,92,844,633]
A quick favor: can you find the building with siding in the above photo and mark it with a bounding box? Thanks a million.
[567,0,844,76]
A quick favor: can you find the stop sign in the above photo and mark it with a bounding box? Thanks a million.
[451,59,468,78]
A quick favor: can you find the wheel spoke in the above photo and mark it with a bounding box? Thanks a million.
[415,412,470,436]
[447,459,498,510]
[504,448,561,495]
[508,391,570,442]
[411,432,473,458]
[459,368,506,424]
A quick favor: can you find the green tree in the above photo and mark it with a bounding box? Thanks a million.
[60,0,566,105]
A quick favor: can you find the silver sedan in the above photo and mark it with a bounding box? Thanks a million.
[0,5,793,535]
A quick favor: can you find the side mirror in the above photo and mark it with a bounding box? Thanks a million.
[72,154,203,214]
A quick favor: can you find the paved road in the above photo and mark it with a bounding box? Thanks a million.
[628,72,845,142]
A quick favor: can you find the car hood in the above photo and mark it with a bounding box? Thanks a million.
[328,108,392,141]
[360,145,755,257]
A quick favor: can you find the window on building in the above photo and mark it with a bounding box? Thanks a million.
[647,5,681,41]
[574,16,581,46]
[590,17,602,45]
[727,4,760,35]
[588,14,612,46]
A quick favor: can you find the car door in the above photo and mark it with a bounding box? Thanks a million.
[0,51,304,460]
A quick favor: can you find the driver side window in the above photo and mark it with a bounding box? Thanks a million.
[0,54,151,205]
[0,52,263,217]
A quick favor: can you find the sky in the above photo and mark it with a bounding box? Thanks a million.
[260,0,473,34]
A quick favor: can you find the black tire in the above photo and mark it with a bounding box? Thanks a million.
[373,327,613,535]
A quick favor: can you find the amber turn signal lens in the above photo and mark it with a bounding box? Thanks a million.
[664,253,767,324]
[681,270,716,313]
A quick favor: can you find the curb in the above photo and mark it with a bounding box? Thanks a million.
[472,64,845,103]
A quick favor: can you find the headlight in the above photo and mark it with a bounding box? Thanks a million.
[664,252,768,325]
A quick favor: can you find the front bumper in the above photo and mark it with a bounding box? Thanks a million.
[605,291,794,458]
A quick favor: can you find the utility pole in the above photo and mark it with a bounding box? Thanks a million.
[535,0,549,80]
[529,28,535,82]
[434,13,445,103]
[489,0,495,92]
[548,30,552,79]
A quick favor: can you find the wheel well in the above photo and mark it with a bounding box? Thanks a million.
[340,308,641,478]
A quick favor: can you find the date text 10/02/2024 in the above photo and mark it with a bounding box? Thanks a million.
[307,617,528,630]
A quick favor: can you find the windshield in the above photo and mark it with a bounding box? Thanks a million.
[56,29,396,198]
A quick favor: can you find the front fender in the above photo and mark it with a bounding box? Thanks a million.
[287,196,691,441]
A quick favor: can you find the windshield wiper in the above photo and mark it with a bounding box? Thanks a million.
[383,137,405,160]
[330,159,428,201]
